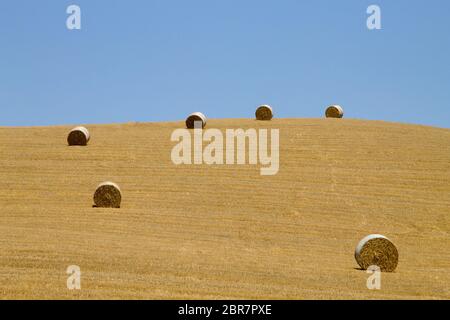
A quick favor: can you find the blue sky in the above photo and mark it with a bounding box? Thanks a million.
[0,0,449,128]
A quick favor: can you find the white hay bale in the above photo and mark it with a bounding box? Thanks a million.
[68,126,90,146]
[355,234,399,272]
[325,105,344,118]
[93,182,122,208]
[186,112,207,129]
[255,105,273,121]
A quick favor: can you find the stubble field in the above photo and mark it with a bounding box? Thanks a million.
[0,118,449,299]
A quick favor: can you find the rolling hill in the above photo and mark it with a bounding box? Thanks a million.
[0,118,449,299]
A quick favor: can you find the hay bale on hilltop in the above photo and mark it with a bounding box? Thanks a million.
[355,234,399,272]
[68,126,90,146]
[325,105,344,118]
[255,105,273,121]
[94,182,122,208]
[186,112,207,129]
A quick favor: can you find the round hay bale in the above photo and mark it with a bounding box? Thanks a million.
[355,234,399,272]
[68,126,90,146]
[186,112,207,129]
[325,105,344,118]
[93,182,122,208]
[255,105,273,121]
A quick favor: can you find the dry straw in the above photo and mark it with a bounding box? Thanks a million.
[355,234,399,272]
[186,112,207,129]
[325,105,344,118]
[68,126,90,146]
[94,182,122,208]
[255,105,273,121]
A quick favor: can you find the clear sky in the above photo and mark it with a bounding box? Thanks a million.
[0,0,449,128]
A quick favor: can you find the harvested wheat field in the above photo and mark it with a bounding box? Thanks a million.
[0,118,449,300]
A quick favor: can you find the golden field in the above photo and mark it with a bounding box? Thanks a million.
[0,118,449,299]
